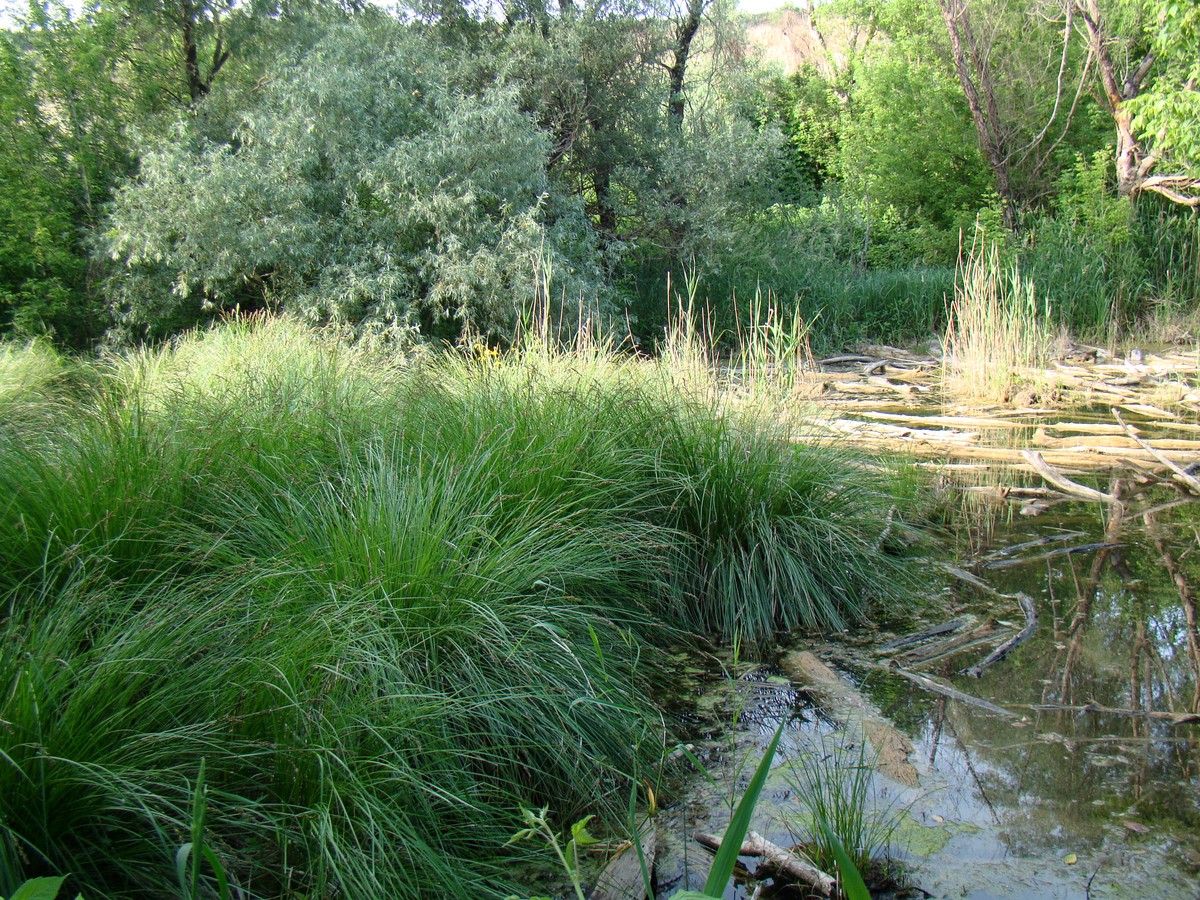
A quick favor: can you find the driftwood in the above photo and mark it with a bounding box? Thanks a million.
[588,821,655,900]
[864,661,1016,717]
[1114,409,1200,496]
[780,651,920,786]
[694,831,835,897]
[1021,450,1119,502]
[961,593,1038,678]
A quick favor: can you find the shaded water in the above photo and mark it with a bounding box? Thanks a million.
[656,438,1200,898]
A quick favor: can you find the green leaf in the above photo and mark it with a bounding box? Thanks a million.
[701,717,787,897]
[7,876,68,900]
[671,892,717,899]
[819,822,871,900]
[570,815,598,847]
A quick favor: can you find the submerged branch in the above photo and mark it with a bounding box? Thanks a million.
[962,593,1039,678]
[1113,409,1200,496]
[1021,450,1119,502]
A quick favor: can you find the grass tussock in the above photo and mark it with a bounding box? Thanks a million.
[0,316,915,898]
[942,244,1053,403]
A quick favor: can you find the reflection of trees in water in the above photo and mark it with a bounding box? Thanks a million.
[895,473,1200,849]
[1047,477,1200,716]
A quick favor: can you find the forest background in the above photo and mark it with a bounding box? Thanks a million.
[1,0,1198,354]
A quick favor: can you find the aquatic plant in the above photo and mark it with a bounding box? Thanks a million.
[942,243,1052,403]
[784,732,906,891]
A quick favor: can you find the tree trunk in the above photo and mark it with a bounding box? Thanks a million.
[179,0,230,104]
[939,0,1016,224]
[666,0,707,129]
[181,0,205,102]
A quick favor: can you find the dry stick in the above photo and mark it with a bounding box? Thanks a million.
[1113,408,1200,496]
[962,593,1039,678]
[1021,450,1119,502]
[855,660,1016,717]
[694,831,836,897]
[1027,703,1200,724]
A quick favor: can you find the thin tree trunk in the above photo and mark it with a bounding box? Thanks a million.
[939,0,1016,224]
[667,0,707,129]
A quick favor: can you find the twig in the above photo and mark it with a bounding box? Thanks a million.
[962,593,1038,678]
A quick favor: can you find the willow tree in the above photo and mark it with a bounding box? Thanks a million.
[103,21,606,342]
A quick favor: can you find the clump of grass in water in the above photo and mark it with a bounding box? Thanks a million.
[943,243,1052,403]
[785,732,907,893]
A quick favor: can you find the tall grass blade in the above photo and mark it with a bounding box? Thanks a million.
[819,823,871,900]
[701,717,787,897]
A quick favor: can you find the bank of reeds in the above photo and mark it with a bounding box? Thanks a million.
[942,245,1053,403]
[0,316,914,898]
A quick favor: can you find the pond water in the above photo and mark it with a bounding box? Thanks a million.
[654,415,1200,899]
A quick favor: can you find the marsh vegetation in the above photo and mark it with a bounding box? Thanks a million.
[0,318,917,897]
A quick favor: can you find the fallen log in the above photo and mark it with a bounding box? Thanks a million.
[961,593,1038,679]
[694,831,835,897]
[1114,409,1200,496]
[780,651,920,787]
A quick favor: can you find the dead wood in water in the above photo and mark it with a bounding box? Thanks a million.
[1114,409,1200,496]
[694,831,836,897]
[1027,703,1200,725]
[980,542,1121,569]
[961,593,1038,678]
[893,622,1001,667]
[879,618,966,651]
[858,661,1015,717]
[1022,450,1119,502]
[780,651,920,787]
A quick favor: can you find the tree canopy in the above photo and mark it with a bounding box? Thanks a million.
[0,0,1197,348]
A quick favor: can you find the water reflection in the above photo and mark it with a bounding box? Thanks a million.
[659,465,1200,898]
